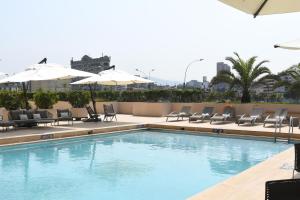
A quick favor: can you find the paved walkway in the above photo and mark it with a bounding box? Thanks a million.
[1,114,299,139]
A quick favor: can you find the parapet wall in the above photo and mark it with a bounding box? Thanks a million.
[1,101,300,118]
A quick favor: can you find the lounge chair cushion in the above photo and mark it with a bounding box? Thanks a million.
[211,116,225,120]
[35,110,49,119]
[25,110,34,119]
[222,113,231,118]
[10,110,23,120]
[265,118,281,123]
[60,112,69,118]
[190,113,210,120]
[19,114,28,120]
[33,114,41,119]
[166,112,179,117]
[239,117,254,121]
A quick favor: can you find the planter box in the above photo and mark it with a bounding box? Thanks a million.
[118,102,133,114]
[71,108,88,119]
[0,108,9,121]
[92,102,118,114]
[132,102,171,117]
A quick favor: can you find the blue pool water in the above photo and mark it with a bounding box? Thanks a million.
[0,130,290,200]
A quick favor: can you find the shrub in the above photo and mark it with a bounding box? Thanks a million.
[95,91,119,101]
[33,90,58,109]
[56,92,69,101]
[68,91,90,108]
[0,91,25,110]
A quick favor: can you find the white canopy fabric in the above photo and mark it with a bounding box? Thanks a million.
[0,63,94,83]
[71,69,153,86]
[219,0,300,17]
[274,39,300,50]
[0,72,7,77]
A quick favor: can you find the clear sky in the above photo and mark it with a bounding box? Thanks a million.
[1,0,300,82]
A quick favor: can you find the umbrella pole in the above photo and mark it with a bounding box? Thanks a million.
[88,84,97,114]
[22,82,30,109]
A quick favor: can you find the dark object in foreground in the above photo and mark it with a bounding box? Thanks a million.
[56,109,73,125]
[84,105,101,122]
[0,115,15,131]
[8,110,55,127]
[103,104,117,122]
[294,143,300,178]
[266,179,300,200]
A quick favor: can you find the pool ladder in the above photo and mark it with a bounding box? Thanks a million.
[274,117,293,143]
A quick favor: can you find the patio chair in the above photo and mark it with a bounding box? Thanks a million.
[9,110,37,127]
[210,106,235,124]
[166,106,192,122]
[103,104,117,122]
[34,110,56,126]
[56,109,73,125]
[189,107,214,123]
[293,143,300,178]
[0,115,15,131]
[265,179,300,200]
[263,108,288,128]
[84,105,101,122]
[238,108,264,126]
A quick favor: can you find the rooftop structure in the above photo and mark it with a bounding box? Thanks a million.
[71,55,111,74]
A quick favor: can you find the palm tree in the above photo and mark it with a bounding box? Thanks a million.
[274,64,300,101]
[211,53,271,103]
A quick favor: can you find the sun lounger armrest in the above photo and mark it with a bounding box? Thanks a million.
[212,113,218,118]
[265,115,270,121]
[169,112,178,115]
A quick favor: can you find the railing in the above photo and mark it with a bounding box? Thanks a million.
[274,117,293,143]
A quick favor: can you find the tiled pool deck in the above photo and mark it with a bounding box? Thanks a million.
[0,114,298,199]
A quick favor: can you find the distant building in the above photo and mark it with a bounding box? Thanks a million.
[202,76,209,90]
[217,62,230,75]
[28,55,113,92]
[71,55,113,90]
[185,77,210,89]
[213,62,231,92]
[186,80,202,88]
[71,55,111,74]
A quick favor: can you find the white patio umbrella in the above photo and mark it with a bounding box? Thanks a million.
[0,72,7,77]
[0,72,8,79]
[71,69,153,113]
[219,0,300,18]
[0,63,94,83]
[0,63,94,108]
[274,39,300,50]
[71,69,153,85]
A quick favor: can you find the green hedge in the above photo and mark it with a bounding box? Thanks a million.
[0,91,26,110]
[33,90,58,109]
[0,89,289,107]
[68,91,90,108]
[93,89,206,102]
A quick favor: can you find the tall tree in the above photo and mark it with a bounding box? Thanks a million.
[274,64,300,100]
[211,53,271,103]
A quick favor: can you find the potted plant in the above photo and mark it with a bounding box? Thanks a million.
[68,91,90,120]
[0,91,25,110]
[33,90,58,109]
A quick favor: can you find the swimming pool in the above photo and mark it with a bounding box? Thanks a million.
[0,130,290,200]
